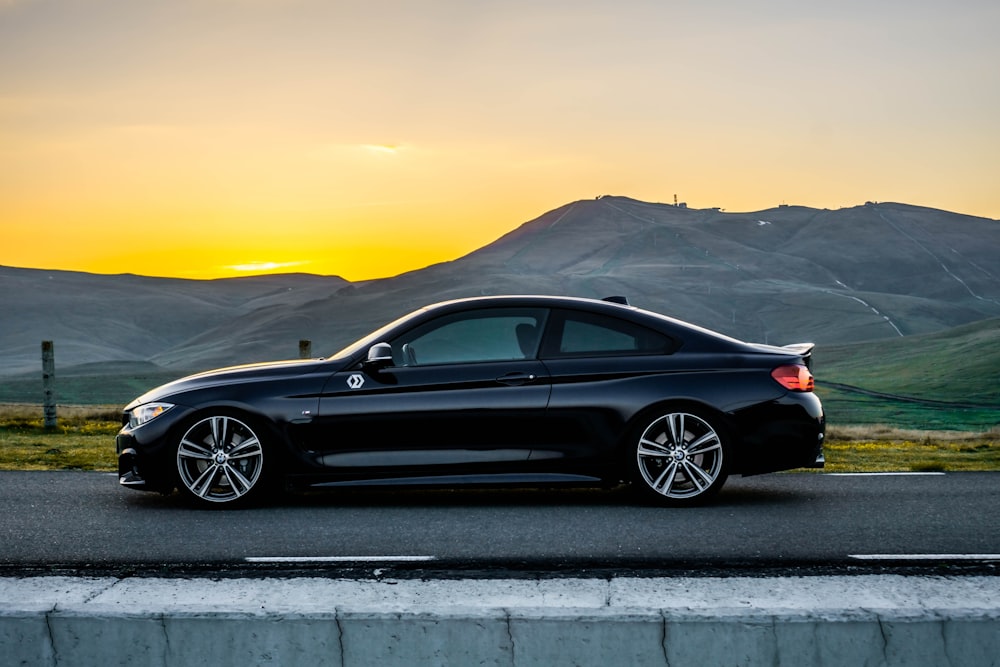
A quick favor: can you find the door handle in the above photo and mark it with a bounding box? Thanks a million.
[496,372,537,386]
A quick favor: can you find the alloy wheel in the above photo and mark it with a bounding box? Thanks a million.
[635,411,726,503]
[176,415,264,504]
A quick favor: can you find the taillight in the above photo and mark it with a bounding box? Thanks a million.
[771,365,814,392]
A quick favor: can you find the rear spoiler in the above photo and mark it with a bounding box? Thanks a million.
[781,343,815,368]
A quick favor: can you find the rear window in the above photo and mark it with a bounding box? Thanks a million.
[542,310,677,358]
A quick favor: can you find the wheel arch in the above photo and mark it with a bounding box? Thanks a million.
[620,399,734,449]
[173,401,290,448]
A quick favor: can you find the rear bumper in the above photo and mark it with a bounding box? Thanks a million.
[731,392,825,475]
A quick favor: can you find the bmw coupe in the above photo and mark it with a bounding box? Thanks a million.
[116,295,824,507]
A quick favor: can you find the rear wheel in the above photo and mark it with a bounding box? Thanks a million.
[632,409,728,506]
[175,414,268,507]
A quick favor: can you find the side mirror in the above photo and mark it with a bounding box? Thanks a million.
[364,342,394,369]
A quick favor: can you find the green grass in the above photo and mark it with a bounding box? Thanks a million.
[815,318,1000,406]
[816,385,1000,432]
[822,425,1000,472]
[812,319,1000,431]
[0,406,120,471]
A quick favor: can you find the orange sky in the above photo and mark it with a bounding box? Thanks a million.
[2,0,998,281]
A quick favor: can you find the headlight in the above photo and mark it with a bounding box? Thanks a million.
[128,402,175,428]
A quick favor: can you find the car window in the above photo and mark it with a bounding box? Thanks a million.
[391,308,547,366]
[542,310,676,358]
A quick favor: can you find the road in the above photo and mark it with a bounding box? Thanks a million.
[1,471,998,575]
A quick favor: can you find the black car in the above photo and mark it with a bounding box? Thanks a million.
[116,295,824,507]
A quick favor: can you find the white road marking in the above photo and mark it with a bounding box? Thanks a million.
[850,554,1000,561]
[826,472,945,476]
[245,555,437,563]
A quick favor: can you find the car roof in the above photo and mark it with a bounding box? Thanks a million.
[422,294,633,313]
[422,295,736,339]
[332,294,752,362]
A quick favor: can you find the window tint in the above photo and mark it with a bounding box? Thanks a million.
[543,310,675,357]
[392,308,547,366]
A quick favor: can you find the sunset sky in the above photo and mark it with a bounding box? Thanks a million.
[2,0,998,281]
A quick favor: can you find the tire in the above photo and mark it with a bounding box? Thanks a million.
[175,413,270,507]
[631,408,729,506]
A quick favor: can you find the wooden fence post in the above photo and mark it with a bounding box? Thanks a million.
[299,340,312,359]
[41,340,57,428]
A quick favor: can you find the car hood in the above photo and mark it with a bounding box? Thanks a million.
[126,358,345,409]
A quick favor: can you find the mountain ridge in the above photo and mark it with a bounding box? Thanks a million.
[3,197,999,376]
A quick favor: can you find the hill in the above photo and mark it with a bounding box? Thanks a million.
[0,267,349,374]
[815,318,1000,430]
[142,198,1000,370]
[2,197,999,427]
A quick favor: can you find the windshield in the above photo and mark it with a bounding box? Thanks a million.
[327,306,432,361]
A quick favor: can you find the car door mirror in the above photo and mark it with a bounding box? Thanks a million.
[364,342,394,369]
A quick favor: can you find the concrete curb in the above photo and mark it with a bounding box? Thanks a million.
[3,575,999,666]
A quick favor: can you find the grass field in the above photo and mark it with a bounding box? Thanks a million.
[0,405,120,471]
[813,318,1000,432]
[821,425,1000,472]
[815,385,1000,432]
[1,404,997,474]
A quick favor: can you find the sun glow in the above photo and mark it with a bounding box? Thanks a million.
[362,144,404,155]
[226,261,309,274]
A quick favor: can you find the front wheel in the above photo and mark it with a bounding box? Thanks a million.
[631,410,729,506]
[175,414,268,507]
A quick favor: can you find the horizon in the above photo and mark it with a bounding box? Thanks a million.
[5,196,997,285]
[3,0,998,282]
[3,196,997,282]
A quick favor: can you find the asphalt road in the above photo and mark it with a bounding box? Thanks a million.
[1,471,998,575]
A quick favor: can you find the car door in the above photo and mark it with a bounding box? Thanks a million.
[532,308,681,464]
[309,307,551,477]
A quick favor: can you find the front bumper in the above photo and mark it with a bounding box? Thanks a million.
[115,406,193,493]
[117,442,145,488]
[116,432,167,491]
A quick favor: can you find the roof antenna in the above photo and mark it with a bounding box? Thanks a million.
[602,295,630,305]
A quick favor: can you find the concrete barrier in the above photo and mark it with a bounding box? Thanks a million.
[2,575,999,666]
